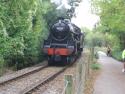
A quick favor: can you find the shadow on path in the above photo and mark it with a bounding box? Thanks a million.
[93,51,125,94]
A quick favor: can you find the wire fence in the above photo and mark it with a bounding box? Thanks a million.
[76,53,89,94]
[62,50,91,94]
[61,80,69,94]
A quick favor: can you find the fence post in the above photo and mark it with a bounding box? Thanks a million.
[82,60,86,94]
[65,74,73,94]
[76,58,84,94]
[87,49,91,77]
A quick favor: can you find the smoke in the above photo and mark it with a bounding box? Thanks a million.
[51,0,61,5]
[51,0,71,9]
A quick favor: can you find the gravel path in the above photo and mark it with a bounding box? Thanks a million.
[93,51,125,94]
[0,66,63,94]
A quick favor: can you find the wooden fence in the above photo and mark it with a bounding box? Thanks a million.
[64,50,91,94]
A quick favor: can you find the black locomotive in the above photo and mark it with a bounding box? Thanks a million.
[43,18,84,65]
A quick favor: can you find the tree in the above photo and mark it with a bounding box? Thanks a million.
[91,0,125,60]
[0,0,60,69]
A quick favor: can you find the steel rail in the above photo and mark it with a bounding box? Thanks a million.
[0,63,48,85]
[19,66,70,94]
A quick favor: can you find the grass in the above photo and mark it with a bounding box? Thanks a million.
[91,63,101,70]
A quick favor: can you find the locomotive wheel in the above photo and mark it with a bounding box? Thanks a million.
[48,57,53,66]
[65,56,74,65]
[60,57,68,65]
[66,57,71,64]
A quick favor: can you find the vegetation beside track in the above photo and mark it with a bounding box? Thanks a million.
[0,0,82,75]
[0,0,57,72]
[91,0,125,61]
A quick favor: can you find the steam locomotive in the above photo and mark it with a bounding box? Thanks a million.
[43,18,84,65]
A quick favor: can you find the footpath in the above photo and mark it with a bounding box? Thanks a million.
[93,51,125,94]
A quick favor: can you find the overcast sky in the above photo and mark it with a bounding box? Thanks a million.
[72,0,99,29]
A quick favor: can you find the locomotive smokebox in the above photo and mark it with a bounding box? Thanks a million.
[50,20,70,41]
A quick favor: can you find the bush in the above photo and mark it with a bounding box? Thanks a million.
[0,0,57,70]
[85,31,106,47]
[112,50,122,61]
[0,55,5,76]
[91,63,101,70]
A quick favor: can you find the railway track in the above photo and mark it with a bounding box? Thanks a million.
[0,63,72,94]
[0,57,77,94]
[19,66,68,94]
[0,62,48,85]
[19,61,76,94]
[0,63,49,94]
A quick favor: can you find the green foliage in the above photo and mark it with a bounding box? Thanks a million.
[0,0,82,71]
[111,48,122,61]
[91,0,125,60]
[85,31,106,47]
[91,63,101,70]
[0,0,59,70]
[0,55,5,75]
[92,0,125,32]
